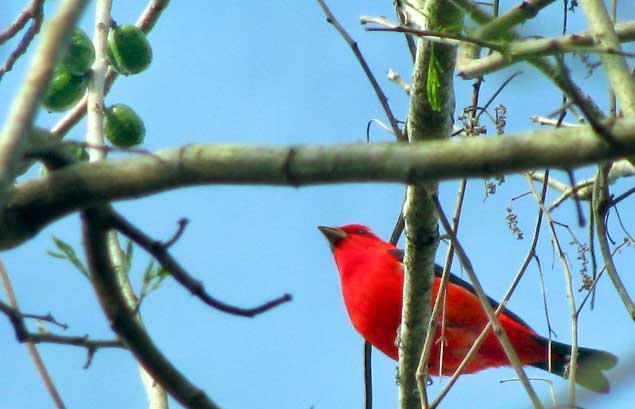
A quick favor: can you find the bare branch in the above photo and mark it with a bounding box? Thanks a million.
[428,190,543,409]
[107,210,292,317]
[428,175,548,408]
[82,206,221,409]
[0,259,66,409]
[579,0,635,117]
[0,0,43,44]
[527,175,579,404]
[593,167,635,320]
[0,287,124,363]
[398,1,461,407]
[473,0,556,40]
[0,0,89,218]
[5,120,635,250]
[459,21,635,78]
[316,0,405,141]
[0,0,44,81]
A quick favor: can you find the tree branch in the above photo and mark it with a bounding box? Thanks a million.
[2,120,635,249]
[0,299,125,362]
[593,166,635,320]
[458,21,635,79]
[82,206,221,409]
[317,0,405,141]
[106,211,292,317]
[0,0,44,81]
[579,0,635,117]
[398,2,461,409]
[0,0,89,218]
[429,191,543,409]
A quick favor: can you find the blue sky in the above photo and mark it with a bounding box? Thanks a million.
[1,1,634,408]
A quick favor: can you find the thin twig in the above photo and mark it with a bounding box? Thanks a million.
[554,55,619,147]
[0,0,44,81]
[576,236,632,316]
[418,73,482,406]
[86,0,111,162]
[107,210,292,317]
[593,166,635,320]
[529,116,580,128]
[526,175,578,406]
[316,1,405,141]
[474,0,556,40]
[416,179,467,409]
[363,341,373,409]
[428,190,544,409]
[0,260,66,409]
[608,184,635,208]
[82,206,221,409]
[21,312,69,330]
[475,70,523,122]
[0,0,44,44]
[362,17,501,50]
[430,171,549,408]
[565,170,586,227]
[163,218,189,249]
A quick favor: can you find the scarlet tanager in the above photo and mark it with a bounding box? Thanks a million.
[319,224,618,393]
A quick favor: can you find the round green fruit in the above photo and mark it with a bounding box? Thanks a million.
[61,28,95,75]
[104,104,146,149]
[43,67,88,112]
[107,24,153,75]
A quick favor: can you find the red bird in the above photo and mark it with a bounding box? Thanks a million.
[319,224,617,393]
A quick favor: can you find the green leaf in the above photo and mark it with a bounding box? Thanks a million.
[137,261,169,309]
[122,239,134,275]
[47,236,90,279]
[426,44,442,112]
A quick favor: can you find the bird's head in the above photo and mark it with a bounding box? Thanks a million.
[318,224,383,251]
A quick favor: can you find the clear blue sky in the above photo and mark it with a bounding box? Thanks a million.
[1,1,634,408]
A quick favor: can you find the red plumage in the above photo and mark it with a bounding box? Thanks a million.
[319,224,617,393]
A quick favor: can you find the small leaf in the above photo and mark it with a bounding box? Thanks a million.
[426,45,442,112]
[48,236,90,279]
[46,251,67,259]
[122,239,134,275]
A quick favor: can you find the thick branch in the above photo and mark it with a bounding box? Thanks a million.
[2,121,635,249]
[579,1,635,117]
[398,1,461,409]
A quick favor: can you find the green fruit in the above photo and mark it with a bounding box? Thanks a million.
[43,67,88,112]
[61,28,95,75]
[107,24,153,75]
[104,104,146,148]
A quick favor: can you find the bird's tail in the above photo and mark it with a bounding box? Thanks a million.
[529,337,618,393]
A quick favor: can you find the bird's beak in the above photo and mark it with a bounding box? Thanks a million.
[318,226,348,247]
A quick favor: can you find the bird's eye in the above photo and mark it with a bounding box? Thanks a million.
[356,229,368,235]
